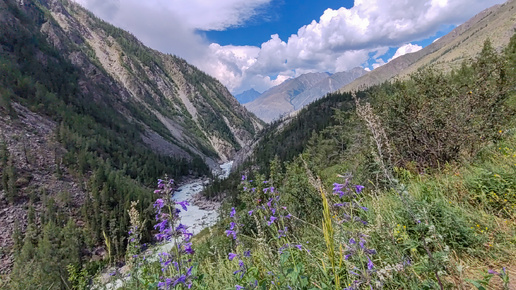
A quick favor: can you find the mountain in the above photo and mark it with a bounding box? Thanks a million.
[234,88,262,104]
[291,67,367,110]
[244,72,330,123]
[340,0,516,92]
[245,69,366,123]
[0,0,262,276]
[30,0,262,165]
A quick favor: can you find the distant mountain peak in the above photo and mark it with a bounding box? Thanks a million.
[234,88,262,104]
[244,68,366,123]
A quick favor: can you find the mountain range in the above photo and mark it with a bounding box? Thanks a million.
[244,68,367,122]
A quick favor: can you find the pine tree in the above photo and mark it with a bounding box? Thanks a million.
[6,157,17,204]
[35,221,64,289]
[60,219,81,269]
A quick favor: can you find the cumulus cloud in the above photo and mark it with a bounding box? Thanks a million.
[389,43,423,62]
[205,0,504,93]
[73,0,505,94]
[72,0,271,61]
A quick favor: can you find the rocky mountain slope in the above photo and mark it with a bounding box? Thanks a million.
[39,0,262,164]
[340,0,516,92]
[0,0,262,275]
[291,67,367,110]
[245,68,365,123]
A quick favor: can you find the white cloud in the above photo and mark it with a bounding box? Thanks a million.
[72,0,271,61]
[388,43,423,62]
[205,0,504,93]
[73,0,506,94]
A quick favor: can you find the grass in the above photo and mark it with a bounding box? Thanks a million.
[99,133,516,290]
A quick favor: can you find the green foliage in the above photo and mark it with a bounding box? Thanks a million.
[375,39,514,169]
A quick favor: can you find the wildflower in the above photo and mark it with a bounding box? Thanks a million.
[225,229,237,240]
[488,269,499,275]
[367,258,374,270]
[244,250,251,257]
[267,216,277,226]
[295,244,302,250]
[242,175,246,181]
[154,199,165,209]
[355,185,365,193]
[230,207,236,218]
[228,252,238,261]
[236,285,244,290]
[248,210,253,216]
[176,200,189,211]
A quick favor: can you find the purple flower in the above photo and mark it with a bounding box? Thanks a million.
[230,222,236,230]
[154,199,165,209]
[184,242,195,255]
[248,210,253,216]
[230,207,236,218]
[244,250,251,257]
[236,285,244,290]
[295,244,302,250]
[225,229,237,239]
[153,190,161,194]
[488,269,499,275]
[176,200,189,211]
[228,252,237,261]
[242,175,246,181]
[267,216,277,226]
[349,238,356,244]
[355,185,365,193]
[154,219,168,233]
[367,257,374,270]
[173,275,187,287]
[176,223,188,231]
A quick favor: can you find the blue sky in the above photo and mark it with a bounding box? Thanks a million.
[203,0,353,47]
[75,0,506,94]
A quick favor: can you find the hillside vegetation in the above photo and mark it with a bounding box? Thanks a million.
[0,0,258,285]
[83,35,516,289]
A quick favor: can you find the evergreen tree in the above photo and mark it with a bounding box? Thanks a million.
[36,222,65,289]
[60,219,82,270]
[6,157,17,204]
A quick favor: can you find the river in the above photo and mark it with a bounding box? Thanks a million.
[101,161,232,288]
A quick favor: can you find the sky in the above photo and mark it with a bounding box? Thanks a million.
[73,0,506,95]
